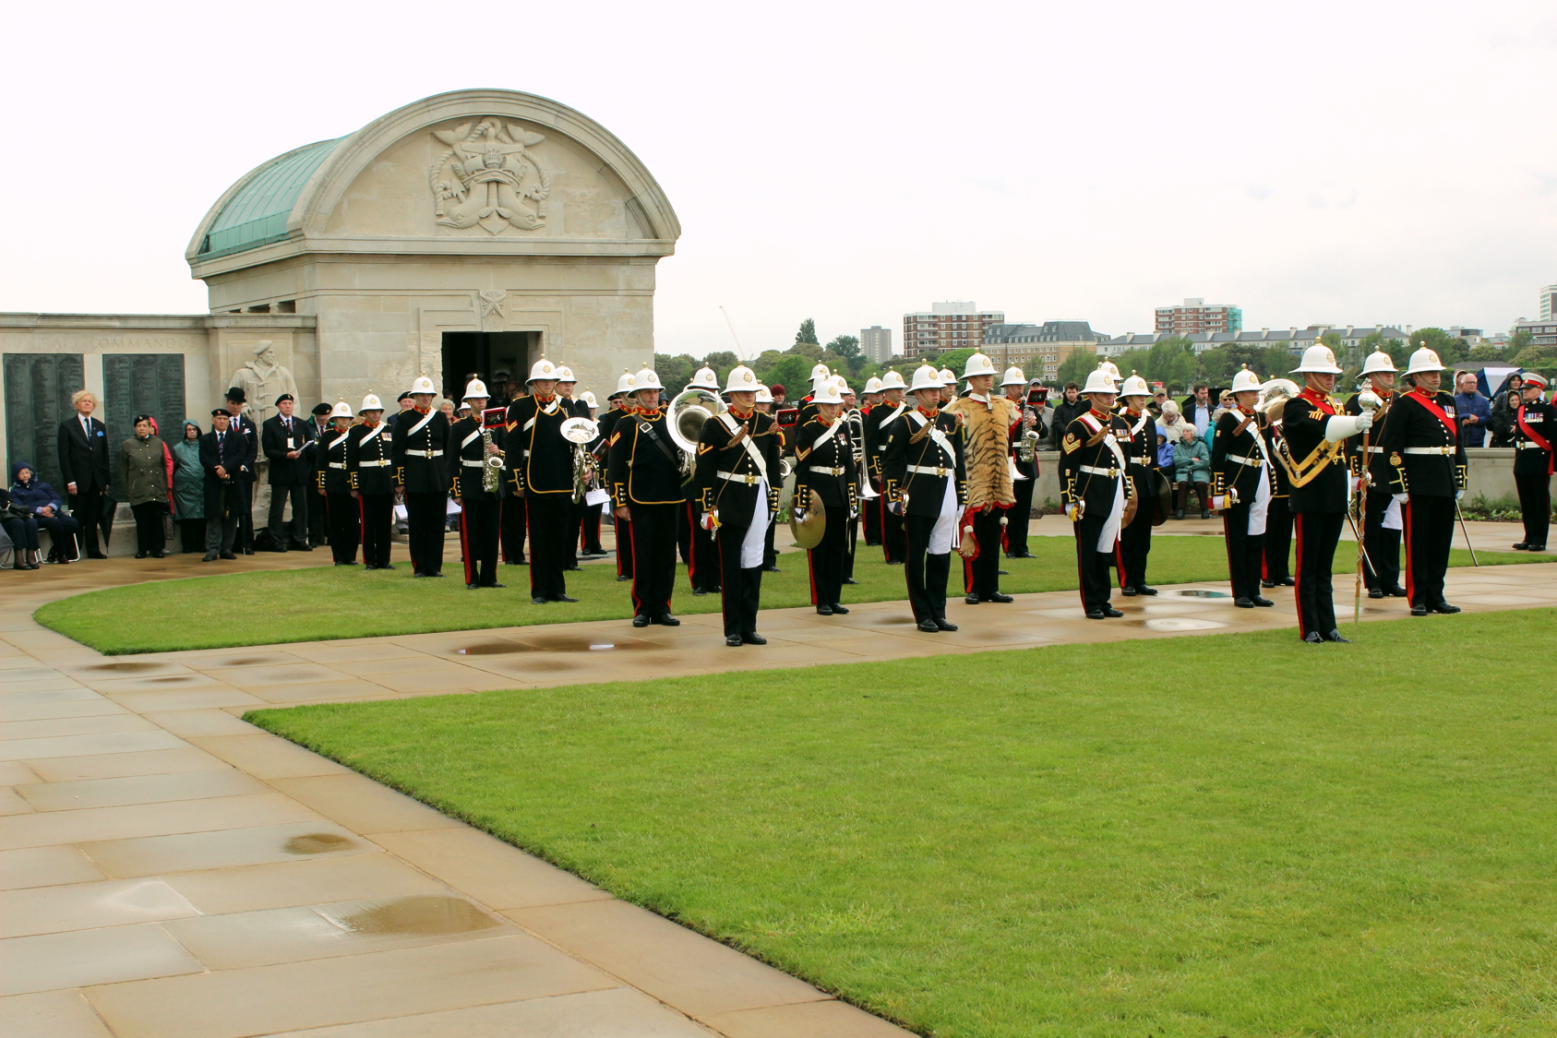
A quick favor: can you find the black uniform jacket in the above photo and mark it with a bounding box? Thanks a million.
[692,408,781,522]
[1116,406,1157,482]
[261,414,315,485]
[1512,399,1557,477]
[1278,389,1349,514]
[608,408,687,508]
[1344,390,1398,489]
[447,416,503,503]
[1010,400,1044,481]
[1059,409,1134,515]
[57,415,112,492]
[882,408,965,519]
[1268,423,1292,499]
[1210,407,1269,501]
[504,395,572,495]
[346,420,395,495]
[226,412,259,481]
[865,401,909,488]
[794,416,858,511]
[316,426,354,494]
[1376,389,1467,499]
[392,408,450,495]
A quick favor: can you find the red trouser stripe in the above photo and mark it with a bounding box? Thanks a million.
[1222,511,1236,596]
[627,512,642,617]
[807,541,819,605]
[879,497,891,562]
[1115,542,1127,589]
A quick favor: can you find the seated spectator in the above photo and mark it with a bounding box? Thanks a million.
[171,419,207,553]
[10,462,80,563]
[1156,430,1176,484]
[119,415,170,559]
[0,485,40,569]
[1452,371,1491,448]
[1173,424,1212,519]
[0,519,13,570]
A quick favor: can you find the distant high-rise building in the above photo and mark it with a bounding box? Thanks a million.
[902,301,1005,357]
[1155,298,1243,335]
[1541,283,1556,321]
[860,325,893,363]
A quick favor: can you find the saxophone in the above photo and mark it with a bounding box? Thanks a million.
[1018,404,1040,463]
[481,424,501,493]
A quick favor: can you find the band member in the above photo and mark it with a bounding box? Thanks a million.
[1060,368,1133,618]
[261,393,314,551]
[447,380,505,589]
[837,378,862,586]
[795,378,858,615]
[860,377,884,548]
[506,358,577,604]
[946,353,1018,604]
[1281,345,1373,642]
[316,402,360,565]
[498,381,529,568]
[601,370,639,581]
[884,366,965,632]
[574,390,607,559]
[1210,369,1274,608]
[391,376,449,577]
[937,369,957,408]
[1345,351,1405,597]
[609,368,683,626]
[755,384,782,572]
[694,366,782,645]
[551,367,585,573]
[1001,366,1040,560]
[865,371,909,565]
[1112,374,1159,595]
[1512,373,1554,552]
[1377,347,1466,616]
[347,394,395,570]
[678,367,722,597]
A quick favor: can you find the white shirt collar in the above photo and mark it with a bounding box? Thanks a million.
[969,392,989,405]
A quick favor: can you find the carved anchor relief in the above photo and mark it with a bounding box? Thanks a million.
[429,118,551,234]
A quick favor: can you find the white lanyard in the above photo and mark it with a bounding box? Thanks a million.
[404,410,435,438]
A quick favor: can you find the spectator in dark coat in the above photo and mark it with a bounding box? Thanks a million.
[261,393,315,551]
[1453,371,1491,448]
[0,485,40,569]
[1050,382,1088,438]
[1180,383,1214,440]
[171,420,206,553]
[119,415,170,559]
[1489,375,1524,448]
[55,389,112,558]
[9,462,80,563]
[200,410,249,561]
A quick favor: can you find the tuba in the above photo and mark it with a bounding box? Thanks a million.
[559,416,601,503]
[665,388,726,478]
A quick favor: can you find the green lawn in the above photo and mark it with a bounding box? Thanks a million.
[37,534,1537,654]
[247,609,1557,1037]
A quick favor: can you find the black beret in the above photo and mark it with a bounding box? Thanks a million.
[226,387,246,403]
[275,393,294,405]
[397,392,413,402]
[211,408,227,417]
[311,403,332,416]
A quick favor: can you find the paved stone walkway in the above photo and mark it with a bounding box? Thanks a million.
[2,527,1553,1038]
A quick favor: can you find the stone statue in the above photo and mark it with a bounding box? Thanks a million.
[228,341,298,426]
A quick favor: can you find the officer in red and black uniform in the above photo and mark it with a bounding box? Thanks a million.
[1059,369,1134,619]
[608,368,683,627]
[346,394,395,570]
[1377,347,1467,616]
[316,402,360,566]
[883,366,965,632]
[1210,369,1273,608]
[795,379,858,616]
[1511,373,1555,552]
[448,380,504,590]
[505,358,577,605]
[391,376,450,577]
[1345,351,1405,598]
[864,371,909,565]
[1280,345,1373,642]
[1115,374,1157,596]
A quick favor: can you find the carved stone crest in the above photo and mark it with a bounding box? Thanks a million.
[429,119,551,235]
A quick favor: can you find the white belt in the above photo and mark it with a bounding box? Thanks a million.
[1363,445,1384,453]
[1079,464,1118,477]
[907,464,952,477]
[404,449,443,458]
[1517,442,1549,450]
[1129,456,1152,465]
[809,465,845,476]
[1226,454,1262,466]
[359,459,390,467]
[327,462,345,469]
[1403,446,1455,455]
[716,470,761,484]
[460,459,485,468]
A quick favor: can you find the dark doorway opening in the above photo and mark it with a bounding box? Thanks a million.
[440,332,536,403]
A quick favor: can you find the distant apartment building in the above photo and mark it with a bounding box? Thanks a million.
[902,301,1004,357]
[1541,284,1556,321]
[983,321,1107,382]
[1101,325,1411,358]
[860,325,893,363]
[1155,298,1243,335]
[1516,318,1557,347]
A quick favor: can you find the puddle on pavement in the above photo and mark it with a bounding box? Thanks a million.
[150,675,202,684]
[872,615,919,625]
[283,832,357,855]
[1170,589,1232,598]
[82,662,164,673]
[457,635,657,655]
[329,896,501,937]
[214,656,287,667]
[1131,617,1227,632]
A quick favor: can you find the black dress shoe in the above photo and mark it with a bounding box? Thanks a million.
[726,635,743,647]
[917,619,940,632]
[830,604,849,614]
[741,632,766,645]
[762,565,781,573]
[379,563,396,570]
[364,565,377,571]
[243,547,254,555]
[1136,585,1158,596]
[1304,631,1324,644]
[659,613,681,627]
[220,551,237,560]
[202,552,218,562]
[965,594,980,605]
[1086,609,1105,619]
[1326,630,1351,643]
[1252,596,1274,607]
[1278,577,1295,586]
[550,595,578,603]
[1385,585,1408,597]
[1529,545,1547,552]
[425,572,443,577]
[87,551,107,560]
[531,596,548,605]
[1411,604,1428,616]
[886,559,904,566]
[997,569,1009,576]
[1235,597,1255,608]
[692,588,708,596]
[507,556,527,565]
[485,583,505,589]
[135,551,147,559]
[1432,602,1462,614]
[1513,542,1529,550]
[1368,588,1384,599]
[815,605,833,616]
[616,574,632,581]
[934,617,958,631]
[467,582,480,590]
[1121,586,1137,597]
[291,543,313,552]
[986,593,1014,603]
[843,577,859,585]
[632,614,651,628]
[1101,605,1123,618]
[1261,579,1276,589]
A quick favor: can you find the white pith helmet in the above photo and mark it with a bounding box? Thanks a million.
[581,391,598,409]
[1098,360,1123,383]
[755,384,774,403]
[527,358,558,382]
[1119,373,1152,397]
[409,375,437,395]
[909,365,945,393]
[462,379,490,402]
[811,379,845,405]
[863,376,884,394]
[555,366,576,383]
[1001,366,1027,387]
[938,368,956,385]
[632,367,665,392]
[358,394,383,414]
[1230,368,1263,395]
[1360,351,1398,376]
[1291,344,1343,375]
[809,362,832,385]
[963,353,997,379]
[725,365,760,393]
[1403,347,1445,376]
[688,366,719,391]
[328,401,354,420]
[880,370,908,391]
[833,375,851,395]
[615,370,637,395]
[1081,369,1119,395]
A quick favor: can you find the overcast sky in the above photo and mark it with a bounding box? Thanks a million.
[3,0,1554,356]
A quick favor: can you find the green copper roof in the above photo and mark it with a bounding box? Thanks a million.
[199,138,344,259]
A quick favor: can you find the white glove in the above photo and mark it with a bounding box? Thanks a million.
[699,511,717,531]
[1456,489,1464,501]
[1211,495,1227,511]
[1063,503,1077,519]
[1324,415,1369,442]
[1393,493,1408,503]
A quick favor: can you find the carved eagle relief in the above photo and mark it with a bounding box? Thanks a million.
[429,119,551,234]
